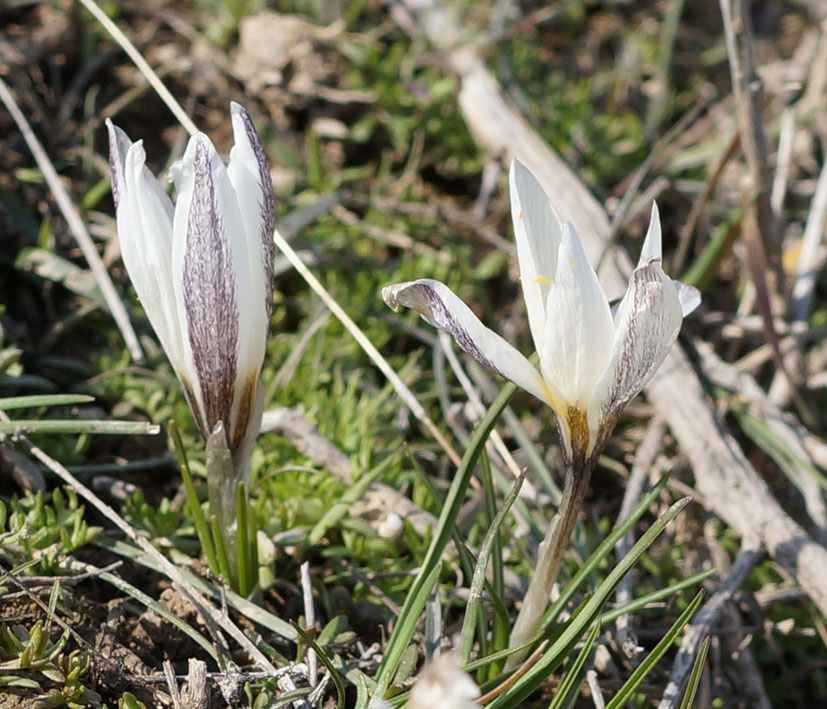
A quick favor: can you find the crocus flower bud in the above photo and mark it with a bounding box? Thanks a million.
[107,103,275,483]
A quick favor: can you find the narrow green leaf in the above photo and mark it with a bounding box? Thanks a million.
[487,496,691,708]
[235,482,252,597]
[170,420,218,576]
[606,590,704,708]
[599,568,716,624]
[374,382,517,694]
[0,419,159,435]
[543,473,675,631]
[374,560,443,697]
[460,468,526,663]
[679,635,711,709]
[0,394,94,410]
[294,623,345,709]
[211,514,233,588]
[548,621,601,709]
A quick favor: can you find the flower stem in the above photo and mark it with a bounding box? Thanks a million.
[505,455,593,669]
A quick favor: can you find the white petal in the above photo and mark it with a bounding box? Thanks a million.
[227,102,276,313]
[588,261,684,440]
[676,281,702,316]
[509,160,562,354]
[117,139,186,382]
[638,202,662,266]
[540,223,613,411]
[382,279,549,404]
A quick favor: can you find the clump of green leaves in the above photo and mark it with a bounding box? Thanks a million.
[0,620,101,707]
[0,488,101,575]
[121,490,185,541]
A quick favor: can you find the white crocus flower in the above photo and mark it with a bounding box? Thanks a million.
[106,102,275,488]
[383,160,699,463]
[369,652,480,709]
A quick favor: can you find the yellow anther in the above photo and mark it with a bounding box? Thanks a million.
[534,276,551,286]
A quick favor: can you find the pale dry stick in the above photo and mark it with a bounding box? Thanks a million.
[719,0,780,262]
[768,153,827,404]
[77,0,198,136]
[657,538,764,709]
[648,344,827,614]
[586,669,607,709]
[180,658,210,709]
[696,341,827,545]
[770,108,796,216]
[0,75,143,363]
[300,561,318,688]
[1,417,277,672]
[270,227,463,468]
[388,0,827,616]
[614,418,667,662]
[164,659,183,709]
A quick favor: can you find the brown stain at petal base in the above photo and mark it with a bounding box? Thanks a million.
[230,375,257,454]
[565,406,590,463]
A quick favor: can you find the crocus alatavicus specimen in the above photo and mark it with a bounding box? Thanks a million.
[383,160,699,465]
[383,159,699,661]
[107,102,275,545]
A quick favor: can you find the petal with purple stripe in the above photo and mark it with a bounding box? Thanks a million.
[382,279,548,404]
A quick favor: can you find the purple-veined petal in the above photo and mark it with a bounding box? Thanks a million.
[509,160,562,355]
[173,133,242,444]
[540,223,613,412]
[587,261,684,443]
[227,102,276,315]
[383,279,549,405]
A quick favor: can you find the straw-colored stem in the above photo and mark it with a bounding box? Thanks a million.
[505,455,593,669]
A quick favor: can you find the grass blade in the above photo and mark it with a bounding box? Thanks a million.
[547,621,601,709]
[373,382,518,695]
[678,635,711,709]
[170,420,219,576]
[0,394,94,410]
[0,419,159,435]
[460,468,526,663]
[606,590,704,708]
[487,496,691,708]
